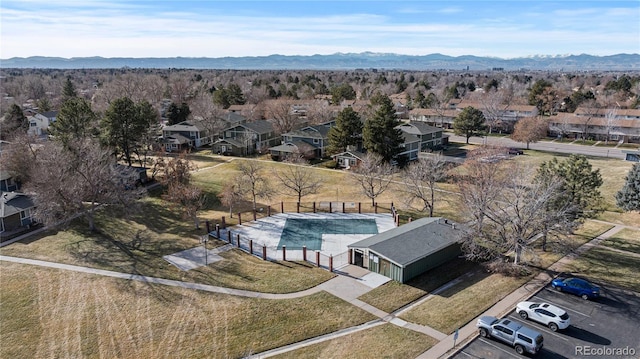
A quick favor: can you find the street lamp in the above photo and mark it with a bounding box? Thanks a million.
[200,235,209,265]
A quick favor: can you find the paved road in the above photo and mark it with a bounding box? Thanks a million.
[446,134,629,160]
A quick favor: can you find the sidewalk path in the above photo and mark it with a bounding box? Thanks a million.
[417,224,627,359]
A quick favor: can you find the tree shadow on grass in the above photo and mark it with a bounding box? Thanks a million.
[405,258,487,297]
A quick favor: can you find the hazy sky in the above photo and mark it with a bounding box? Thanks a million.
[1,0,639,59]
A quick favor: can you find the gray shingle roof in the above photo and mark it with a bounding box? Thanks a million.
[163,121,205,132]
[242,120,274,134]
[349,217,464,267]
[1,192,34,218]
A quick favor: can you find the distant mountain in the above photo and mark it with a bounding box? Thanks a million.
[1,53,639,71]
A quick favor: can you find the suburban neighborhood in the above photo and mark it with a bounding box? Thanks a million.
[1,1,640,357]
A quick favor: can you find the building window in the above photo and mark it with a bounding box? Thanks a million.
[313,138,319,144]
[20,209,31,219]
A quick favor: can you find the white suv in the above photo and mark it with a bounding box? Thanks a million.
[515,301,570,332]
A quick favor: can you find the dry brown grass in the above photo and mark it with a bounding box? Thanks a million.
[599,227,640,254]
[563,246,640,292]
[0,262,376,359]
[0,196,334,294]
[399,270,530,334]
[271,323,437,359]
[358,258,479,313]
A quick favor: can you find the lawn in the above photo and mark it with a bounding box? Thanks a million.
[399,270,531,334]
[0,196,334,294]
[358,257,479,313]
[562,246,640,293]
[272,324,437,359]
[599,228,640,255]
[0,262,376,359]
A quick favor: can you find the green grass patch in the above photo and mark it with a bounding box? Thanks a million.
[0,262,375,359]
[562,246,640,293]
[358,258,479,313]
[600,228,640,255]
[272,324,437,359]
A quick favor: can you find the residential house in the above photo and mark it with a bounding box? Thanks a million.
[1,191,35,237]
[549,107,640,143]
[162,121,211,152]
[213,120,278,155]
[27,110,57,137]
[0,170,19,192]
[409,108,459,129]
[269,123,332,161]
[396,121,444,151]
[409,101,538,133]
[332,149,366,169]
[396,131,421,163]
[348,217,463,283]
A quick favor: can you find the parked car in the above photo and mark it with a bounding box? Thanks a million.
[507,147,524,155]
[551,277,600,300]
[515,301,570,332]
[476,316,544,355]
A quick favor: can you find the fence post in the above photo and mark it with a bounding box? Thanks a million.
[349,249,353,264]
[221,216,226,229]
[236,233,240,247]
[238,212,242,225]
[329,202,332,213]
[358,202,361,214]
[281,201,284,213]
[316,251,320,267]
[297,202,300,213]
[329,255,333,272]
[268,205,271,217]
[249,239,253,255]
[282,245,286,261]
[216,224,220,238]
[342,202,345,213]
[206,220,210,233]
[227,230,232,243]
[262,245,267,260]
[313,202,316,213]
[375,202,378,214]
[303,245,307,261]
[408,217,412,223]
[253,210,257,221]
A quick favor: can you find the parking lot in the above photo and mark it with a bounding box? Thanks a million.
[452,283,640,358]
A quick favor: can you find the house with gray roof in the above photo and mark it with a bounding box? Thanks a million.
[162,121,211,152]
[1,192,35,237]
[348,217,463,283]
[269,123,332,161]
[215,120,278,155]
[397,121,444,151]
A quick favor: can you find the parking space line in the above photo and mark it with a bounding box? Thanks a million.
[455,350,474,357]
[532,293,592,317]
[507,315,569,342]
[478,338,524,358]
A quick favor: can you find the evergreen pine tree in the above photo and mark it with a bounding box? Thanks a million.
[616,163,640,211]
[362,94,403,163]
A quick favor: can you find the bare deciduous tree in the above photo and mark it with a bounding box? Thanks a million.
[350,153,395,206]
[511,116,549,149]
[265,99,299,135]
[235,161,273,211]
[219,182,244,218]
[273,158,322,203]
[163,183,206,229]
[457,156,577,268]
[25,139,144,232]
[401,154,449,217]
